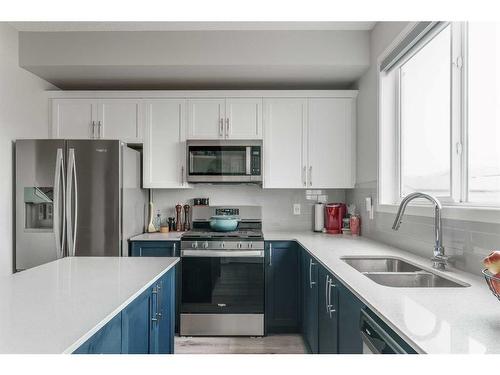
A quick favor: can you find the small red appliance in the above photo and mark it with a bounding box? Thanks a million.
[324,203,347,234]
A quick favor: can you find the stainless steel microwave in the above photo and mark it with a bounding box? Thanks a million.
[186,140,262,183]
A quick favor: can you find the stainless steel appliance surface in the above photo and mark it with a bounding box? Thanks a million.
[180,205,264,336]
[15,139,146,271]
[186,140,262,183]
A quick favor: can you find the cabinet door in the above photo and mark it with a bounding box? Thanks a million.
[74,313,122,354]
[225,98,262,139]
[121,289,152,354]
[129,241,177,257]
[52,99,96,139]
[338,283,365,354]
[143,99,188,188]
[318,267,339,354]
[301,250,319,354]
[307,98,356,188]
[265,242,300,333]
[187,98,225,139]
[263,98,307,188]
[97,99,141,142]
[157,270,175,354]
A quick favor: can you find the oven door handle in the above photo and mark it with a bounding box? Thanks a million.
[181,250,264,258]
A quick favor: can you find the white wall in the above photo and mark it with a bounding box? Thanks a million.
[0,23,57,276]
[347,22,500,276]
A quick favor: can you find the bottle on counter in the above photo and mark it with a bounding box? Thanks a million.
[154,210,161,232]
[350,214,361,236]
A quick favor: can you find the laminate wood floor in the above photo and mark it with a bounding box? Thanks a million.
[175,334,308,354]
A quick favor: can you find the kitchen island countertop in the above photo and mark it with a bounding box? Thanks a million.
[0,256,179,354]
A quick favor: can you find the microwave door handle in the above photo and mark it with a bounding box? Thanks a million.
[246,147,251,175]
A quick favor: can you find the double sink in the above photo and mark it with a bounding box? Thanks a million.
[341,257,469,288]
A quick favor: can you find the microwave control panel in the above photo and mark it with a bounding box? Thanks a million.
[251,146,261,176]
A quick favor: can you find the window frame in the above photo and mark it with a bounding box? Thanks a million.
[377,21,500,223]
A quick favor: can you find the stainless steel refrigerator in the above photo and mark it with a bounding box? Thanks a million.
[15,139,147,271]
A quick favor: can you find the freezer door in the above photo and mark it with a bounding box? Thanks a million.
[66,140,121,257]
[15,139,66,271]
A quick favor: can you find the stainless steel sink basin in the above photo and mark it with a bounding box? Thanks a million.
[341,256,469,288]
[364,271,469,288]
[342,257,422,273]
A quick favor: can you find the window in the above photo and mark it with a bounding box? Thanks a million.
[379,22,500,208]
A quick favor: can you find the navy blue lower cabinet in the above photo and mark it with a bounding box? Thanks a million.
[318,266,339,354]
[338,282,365,354]
[301,249,319,354]
[73,314,122,354]
[265,241,300,333]
[129,240,178,257]
[130,240,181,335]
[74,268,176,354]
[154,269,175,354]
[121,287,152,354]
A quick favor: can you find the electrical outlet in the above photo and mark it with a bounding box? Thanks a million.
[293,203,301,215]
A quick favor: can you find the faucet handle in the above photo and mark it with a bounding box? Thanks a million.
[431,254,449,270]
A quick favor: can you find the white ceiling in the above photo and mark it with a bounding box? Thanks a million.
[9,21,376,32]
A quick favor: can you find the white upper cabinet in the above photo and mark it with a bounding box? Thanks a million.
[187,98,225,139]
[225,98,263,139]
[263,98,307,188]
[263,96,356,189]
[97,99,141,142]
[143,99,189,189]
[307,98,355,188]
[51,99,96,139]
[51,98,141,142]
[187,98,263,140]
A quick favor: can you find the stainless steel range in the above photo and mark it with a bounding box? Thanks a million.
[180,205,264,336]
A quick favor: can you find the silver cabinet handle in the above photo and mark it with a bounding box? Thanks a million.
[309,259,316,288]
[309,166,312,186]
[173,242,177,256]
[269,243,273,266]
[98,120,102,138]
[226,117,230,137]
[302,166,306,186]
[53,148,66,259]
[181,165,185,185]
[325,275,330,313]
[328,278,337,317]
[151,285,159,323]
[91,121,96,138]
[157,280,162,319]
[219,118,224,136]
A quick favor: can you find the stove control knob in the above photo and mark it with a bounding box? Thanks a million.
[220,242,225,249]
[248,242,253,249]
[203,241,209,249]
[191,241,198,249]
[237,242,242,249]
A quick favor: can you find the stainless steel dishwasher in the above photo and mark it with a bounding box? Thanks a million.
[359,309,414,354]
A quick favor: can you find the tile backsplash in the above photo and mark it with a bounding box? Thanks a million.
[151,185,346,231]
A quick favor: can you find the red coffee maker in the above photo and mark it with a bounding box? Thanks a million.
[324,203,347,234]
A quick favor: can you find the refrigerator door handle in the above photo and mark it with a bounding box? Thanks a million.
[66,148,78,256]
[53,149,66,259]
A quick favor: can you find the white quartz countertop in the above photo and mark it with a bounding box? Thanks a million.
[264,231,500,354]
[129,232,184,241]
[0,257,179,354]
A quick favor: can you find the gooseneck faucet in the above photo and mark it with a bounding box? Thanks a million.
[392,192,448,270]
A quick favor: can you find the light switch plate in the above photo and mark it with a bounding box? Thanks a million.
[293,203,301,215]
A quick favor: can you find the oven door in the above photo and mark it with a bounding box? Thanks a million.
[181,251,264,314]
[180,250,265,335]
[186,141,261,183]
